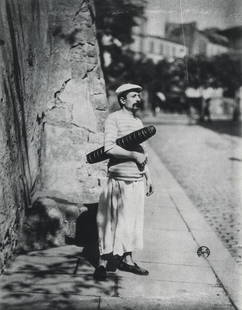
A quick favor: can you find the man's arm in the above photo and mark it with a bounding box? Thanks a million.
[104,115,147,166]
[144,166,154,196]
[106,145,147,166]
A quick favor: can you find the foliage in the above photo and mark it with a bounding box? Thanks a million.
[94,0,146,82]
[94,0,146,44]
[186,54,242,96]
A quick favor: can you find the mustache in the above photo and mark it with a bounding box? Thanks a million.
[133,100,143,108]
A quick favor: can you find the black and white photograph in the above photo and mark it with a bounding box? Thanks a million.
[0,0,242,309]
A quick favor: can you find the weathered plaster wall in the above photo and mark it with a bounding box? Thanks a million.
[0,0,107,271]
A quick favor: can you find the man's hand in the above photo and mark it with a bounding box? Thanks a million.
[133,152,148,171]
[144,165,153,197]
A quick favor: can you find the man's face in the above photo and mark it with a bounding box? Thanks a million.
[121,91,141,112]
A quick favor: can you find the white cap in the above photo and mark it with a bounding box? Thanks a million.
[115,83,142,96]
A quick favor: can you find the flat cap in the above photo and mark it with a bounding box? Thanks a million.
[115,83,142,96]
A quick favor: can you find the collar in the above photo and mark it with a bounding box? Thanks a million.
[121,107,137,118]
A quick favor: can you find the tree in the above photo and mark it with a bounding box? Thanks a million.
[94,0,146,44]
[94,0,147,85]
[211,54,242,96]
[186,54,242,96]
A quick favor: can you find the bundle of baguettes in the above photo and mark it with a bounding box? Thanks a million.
[86,125,156,164]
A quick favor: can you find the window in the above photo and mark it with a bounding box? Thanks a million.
[149,40,154,53]
[165,44,170,57]
[172,46,176,57]
[179,47,186,57]
[160,43,164,54]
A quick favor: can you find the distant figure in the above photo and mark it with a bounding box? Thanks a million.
[210,82,224,116]
[185,85,202,124]
[150,89,166,116]
[233,86,242,121]
[201,84,214,122]
[155,91,166,114]
[168,83,184,113]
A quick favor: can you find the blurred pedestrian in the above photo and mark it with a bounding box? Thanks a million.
[201,83,214,122]
[94,83,154,281]
[168,83,184,113]
[185,84,202,124]
[155,91,166,114]
[233,86,242,121]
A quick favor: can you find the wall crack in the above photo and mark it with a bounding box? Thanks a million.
[54,79,71,99]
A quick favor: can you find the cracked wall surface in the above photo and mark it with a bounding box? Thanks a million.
[0,0,108,270]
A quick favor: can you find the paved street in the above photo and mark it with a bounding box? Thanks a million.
[144,113,242,265]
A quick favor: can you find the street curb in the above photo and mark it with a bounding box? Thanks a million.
[99,296,235,309]
[147,143,242,310]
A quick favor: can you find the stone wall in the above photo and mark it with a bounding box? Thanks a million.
[0,0,107,271]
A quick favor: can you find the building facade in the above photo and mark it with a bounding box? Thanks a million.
[165,22,230,57]
[220,26,242,67]
[130,19,231,61]
[129,33,187,63]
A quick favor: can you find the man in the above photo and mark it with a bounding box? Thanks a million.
[94,83,153,280]
[185,84,202,124]
[201,82,214,122]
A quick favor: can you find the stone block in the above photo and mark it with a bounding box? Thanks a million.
[81,186,102,204]
[80,26,96,46]
[89,74,106,96]
[95,110,108,131]
[41,153,104,204]
[44,123,89,160]
[59,79,98,132]
[46,105,72,124]
[21,196,87,251]
[94,93,108,111]
[21,200,65,251]
[88,132,104,144]
[87,44,98,60]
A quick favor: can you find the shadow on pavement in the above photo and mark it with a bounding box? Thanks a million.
[0,203,119,309]
[199,120,242,138]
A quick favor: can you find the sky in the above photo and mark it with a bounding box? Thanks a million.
[145,0,242,36]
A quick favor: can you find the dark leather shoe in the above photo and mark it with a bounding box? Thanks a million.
[106,255,122,272]
[106,260,117,272]
[93,266,107,281]
[118,262,149,275]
